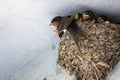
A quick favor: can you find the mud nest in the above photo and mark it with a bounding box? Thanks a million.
[57,20,120,80]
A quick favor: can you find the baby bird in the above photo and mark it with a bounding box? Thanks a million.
[82,10,95,21]
[97,15,108,23]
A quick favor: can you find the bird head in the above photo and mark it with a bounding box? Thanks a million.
[82,10,95,20]
[50,16,62,27]
[97,15,108,22]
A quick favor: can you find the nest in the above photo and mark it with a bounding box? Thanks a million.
[57,20,120,80]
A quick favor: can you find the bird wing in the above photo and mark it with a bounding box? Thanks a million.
[57,14,75,33]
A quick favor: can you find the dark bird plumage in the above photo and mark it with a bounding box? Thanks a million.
[50,16,62,27]
[51,13,87,52]
[50,14,78,38]
[50,13,86,40]
[51,16,62,24]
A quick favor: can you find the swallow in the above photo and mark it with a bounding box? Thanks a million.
[50,13,87,52]
[50,13,86,43]
[50,13,79,38]
[97,15,108,23]
[82,10,95,21]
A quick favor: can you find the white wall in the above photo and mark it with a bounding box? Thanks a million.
[0,0,119,80]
